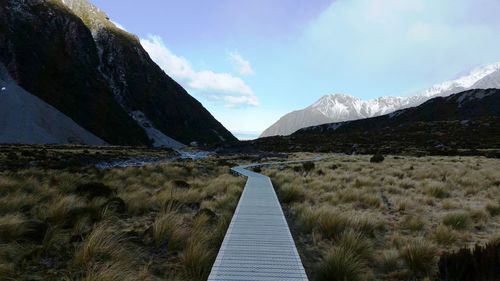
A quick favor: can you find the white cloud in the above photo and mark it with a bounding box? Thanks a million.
[300,0,500,91]
[140,35,258,107]
[228,51,255,76]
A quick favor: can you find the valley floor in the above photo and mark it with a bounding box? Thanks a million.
[0,146,259,280]
[262,154,500,280]
[1,146,499,280]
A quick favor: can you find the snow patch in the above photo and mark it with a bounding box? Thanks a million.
[130,111,186,149]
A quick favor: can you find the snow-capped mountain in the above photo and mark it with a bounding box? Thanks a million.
[260,62,500,138]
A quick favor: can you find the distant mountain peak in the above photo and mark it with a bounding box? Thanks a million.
[260,62,500,138]
[421,62,500,98]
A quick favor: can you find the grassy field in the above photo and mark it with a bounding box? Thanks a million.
[262,154,500,281]
[2,146,499,280]
[0,146,247,280]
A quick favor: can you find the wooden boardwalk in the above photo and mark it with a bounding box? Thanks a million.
[208,160,314,281]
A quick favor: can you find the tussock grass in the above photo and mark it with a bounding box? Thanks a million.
[400,215,426,232]
[336,230,374,262]
[399,239,437,278]
[82,262,138,281]
[74,222,132,267]
[39,195,86,223]
[0,263,16,281]
[180,237,214,281]
[336,189,382,209]
[315,245,368,281]
[350,214,384,237]
[443,212,471,230]
[0,214,26,242]
[315,211,349,240]
[431,225,459,246]
[0,151,245,280]
[485,202,500,217]
[278,183,306,203]
[293,204,320,233]
[424,181,450,199]
[264,154,500,280]
[152,210,185,249]
[377,249,400,273]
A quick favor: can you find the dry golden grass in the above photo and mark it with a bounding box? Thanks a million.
[0,153,245,280]
[263,154,500,280]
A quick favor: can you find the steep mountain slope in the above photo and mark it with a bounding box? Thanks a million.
[0,63,106,145]
[261,63,500,137]
[0,0,149,145]
[61,0,235,145]
[0,0,235,146]
[252,89,500,154]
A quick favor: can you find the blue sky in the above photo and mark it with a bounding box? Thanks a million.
[92,0,500,137]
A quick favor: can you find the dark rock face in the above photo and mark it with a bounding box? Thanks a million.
[0,0,149,145]
[93,28,235,145]
[0,0,236,146]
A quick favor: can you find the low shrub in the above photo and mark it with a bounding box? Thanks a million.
[432,225,459,246]
[377,249,400,273]
[279,184,305,204]
[302,162,315,174]
[400,215,426,232]
[425,183,450,199]
[315,212,349,240]
[152,211,185,250]
[486,202,500,217]
[438,239,500,281]
[315,246,367,281]
[370,154,385,163]
[400,239,437,278]
[443,212,471,230]
[337,230,374,262]
[74,222,132,267]
[179,238,214,281]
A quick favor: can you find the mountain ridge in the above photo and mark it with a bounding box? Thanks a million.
[0,0,236,147]
[249,89,500,155]
[260,62,500,137]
